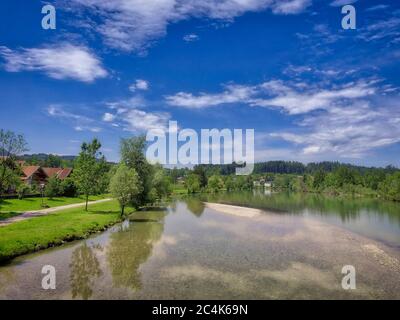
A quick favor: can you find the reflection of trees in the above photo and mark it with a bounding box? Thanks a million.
[70,243,102,300]
[185,198,205,217]
[201,191,400,225]
[107,211,165,291]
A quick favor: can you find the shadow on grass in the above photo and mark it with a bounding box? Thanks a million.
[88,210,120,215]
[0,212,22,221]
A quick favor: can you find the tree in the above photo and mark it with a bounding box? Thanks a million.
[45,176,62,199]
[120,136,153,208]
[207,175,224,193]
[193,165,208,188]
[110,164,141,216]
[152,165,172,200]
[0,129,27,198]
[17,184,31,200]
[60,178,78,197]
[185,174,201,194]
[72,139,104,211]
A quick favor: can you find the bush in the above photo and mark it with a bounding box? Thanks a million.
[61,178,78,197]
[17,185,31,200]
[45,177,62,199]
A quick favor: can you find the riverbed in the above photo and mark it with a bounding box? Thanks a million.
[0,193,399,299]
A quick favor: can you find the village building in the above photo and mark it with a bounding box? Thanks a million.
[21,166,73,186]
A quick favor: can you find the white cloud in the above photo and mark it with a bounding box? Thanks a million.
[366,4,389,12]
[123,109,170,132]
[0,44,107,82]
[103,98,170,132]
[67,0,312,53]
[47,105,102,132]
[166,84,256,109]
[183,34,199,42]
[330,0,358,7]
[251,80,376,114]
[358,17,400,43]
[129,79,149,92]
[271,100,400,158]
[272,0,311,15]
[166,80,376,114]
[102,112,116,122]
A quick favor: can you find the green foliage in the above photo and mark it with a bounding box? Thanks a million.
[120,136,153,208]
[45,176,62,199]
[0,129,27,195]
[60,178,78,197]
[379,172,400,201]
[72,139,106,210]
[185,174,201,194]
[152,165,172,200]
[17,184,31,200]
[207,175,224,193]
[109,164,142,216]
[193,165,208,188]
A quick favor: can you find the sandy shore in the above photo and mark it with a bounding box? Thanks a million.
[204,202,264,218]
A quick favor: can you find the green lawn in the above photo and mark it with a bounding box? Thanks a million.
[0,199,130,262]
[0,194,108,214]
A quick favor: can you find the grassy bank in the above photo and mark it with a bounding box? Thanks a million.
[0,194,108,214]
[0,199,130,263]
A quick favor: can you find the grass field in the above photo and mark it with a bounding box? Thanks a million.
[0,199,130,262]
[0,194,108,214]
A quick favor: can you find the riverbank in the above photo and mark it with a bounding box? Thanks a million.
[0,194,109,214]
[0,200,131,263]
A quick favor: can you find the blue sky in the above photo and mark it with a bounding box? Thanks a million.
[0,0,399,166]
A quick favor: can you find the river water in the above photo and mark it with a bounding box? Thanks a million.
[0,192,399,299]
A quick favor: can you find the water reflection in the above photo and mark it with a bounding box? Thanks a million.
[70,243,102,300]
[185,198,205,217]
[196,191,400,246]
[107,210,166,290]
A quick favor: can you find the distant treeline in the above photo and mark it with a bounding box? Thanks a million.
[168,161,399,176]
[19,153,116,168]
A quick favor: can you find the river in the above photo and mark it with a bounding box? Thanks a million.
[0,192,399,299]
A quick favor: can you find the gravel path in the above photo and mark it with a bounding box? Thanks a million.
[0,198,113,227]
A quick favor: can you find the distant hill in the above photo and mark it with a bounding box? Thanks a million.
[19,153,76,161]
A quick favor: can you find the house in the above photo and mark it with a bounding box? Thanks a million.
[21,166,73,186]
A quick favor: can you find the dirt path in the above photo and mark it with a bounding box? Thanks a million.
[0,198,113,227]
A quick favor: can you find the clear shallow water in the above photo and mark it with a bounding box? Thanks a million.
[0,193,399,300]
[200,191,400,248]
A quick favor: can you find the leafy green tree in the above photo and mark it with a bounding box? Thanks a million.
[224,176,235,191]
[17,184,31,200]
[207,175,224,193]
[120,136,153,208]
[193,165,208,188]
[313,170,326,190]
[45,176,62,199]
[152,165,172,200]
[0,129,27,198]
[72,139,105,211]
[60,178,78,197]
[379,172,400,201]
[185,174,201,194]
[109,164,141,216]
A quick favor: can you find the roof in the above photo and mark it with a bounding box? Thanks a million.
[21,166,73,180]
[21,166,41,179]
[57,168,73,180]
[42,167,73,179]
[42,167,61,178]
